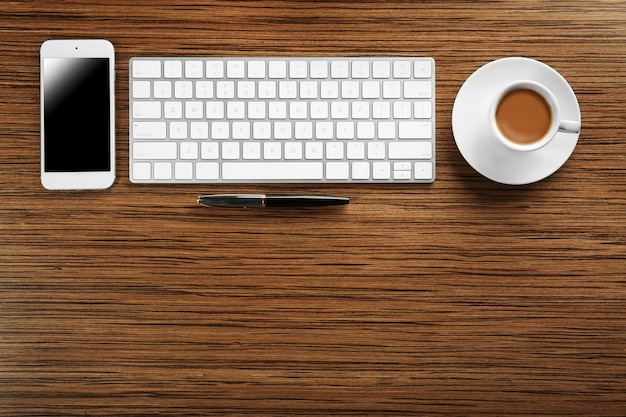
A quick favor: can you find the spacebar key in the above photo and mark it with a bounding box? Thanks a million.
[222,162,324,180]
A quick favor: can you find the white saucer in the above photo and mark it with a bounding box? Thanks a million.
[452,57,581,185]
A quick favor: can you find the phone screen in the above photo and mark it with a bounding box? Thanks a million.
[43,57,111,172]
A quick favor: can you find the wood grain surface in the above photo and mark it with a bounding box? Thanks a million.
[2,1,626,415]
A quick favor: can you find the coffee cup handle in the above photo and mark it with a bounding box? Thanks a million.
[559,119,581,134]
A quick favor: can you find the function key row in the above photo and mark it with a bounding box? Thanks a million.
[132,58,433,80]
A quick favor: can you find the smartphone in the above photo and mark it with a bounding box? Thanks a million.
[40,39,115,190]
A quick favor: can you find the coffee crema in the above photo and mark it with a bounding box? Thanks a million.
[495,88,552,145]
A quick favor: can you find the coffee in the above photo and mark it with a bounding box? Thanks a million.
[495,88,552,145]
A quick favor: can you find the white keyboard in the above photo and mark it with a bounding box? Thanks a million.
[129,57,435,183]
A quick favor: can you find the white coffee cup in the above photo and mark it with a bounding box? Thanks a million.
[490,80,580,152]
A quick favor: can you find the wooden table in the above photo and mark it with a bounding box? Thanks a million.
[2,1,626,415]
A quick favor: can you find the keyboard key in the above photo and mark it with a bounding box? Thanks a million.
[196,81,214,98]
[258,81,277,99]
[367,142,385,159]
[191,122,209,139]
[180,142,198,159]
[185,60,203,78]
[132,122,166,139]
[351,61,370,79]
[164,60,182,78]
[232,121,251,139]
[268,60,287,78]
[289,61,307,79]
[373,102,391,119]
[274,121,292,139]
[305,142,323,159]
[362,81,380,99]
[372,61,391,79]
[378,121,396,139]
[169,122,187,139]
[212,122,229,139]
[164,101,182,119]
[133,102,161,119]
[394,102,412,119]
[342,81,359,99]
[373,162,391,179]
[263,142,281,159]
[295,121,313,139]
[154,162,172,180]
[331,102,349,119]
[326,162,350,180]
[393,61,412,78]
[227,102,245,119]
[132,60,160,78]
[310,60,328,79]
[300,81,318,99]
[196,162,219,179]
[222,162,324,180]
[133,142,176,160]
[279,81,297,99]
[237,81,255,99]
[254,122,271,139]
[311,103,329,121]
[185,101,203,119]
[316,121,333,139]
[331,61,349,78]
[399,121,432,139]
[347,142,365,159]
[243,142,261,159]
[206,61,224,78]
[222,142,240,159]
[352,162,370,179]
[337,122,355,139]
[132,162,151,180]
[201,142,219,159]
[415,161,433,180]
[393,169,412,180]
[154,81,172,99]
[320,81,339,99]
[227,61,245,78]
[389,141,432,159]
[326,142,344,159]
[404,81,432,99]
[414,60,432,78]
[383,81,401,99]
[284,142,302,159]
[414,101,432,119]
[175,162,193,179]
[132,81,150,98]
[216,81,235,98]
[357,122,375,139]
[247,60,266,78]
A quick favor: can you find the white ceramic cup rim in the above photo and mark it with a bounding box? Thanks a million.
[490,80,560,152]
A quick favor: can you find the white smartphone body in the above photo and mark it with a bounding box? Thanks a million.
[40,39,115,190]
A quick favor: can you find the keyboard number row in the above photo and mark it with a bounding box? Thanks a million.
[132,79,431,100]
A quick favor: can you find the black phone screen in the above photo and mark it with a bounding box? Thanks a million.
[43,58,111,172]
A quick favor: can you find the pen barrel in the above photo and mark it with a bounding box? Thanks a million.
[265,196,349,207]
[198,194,349,208]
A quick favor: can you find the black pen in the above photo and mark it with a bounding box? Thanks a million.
[198,194,349,208]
